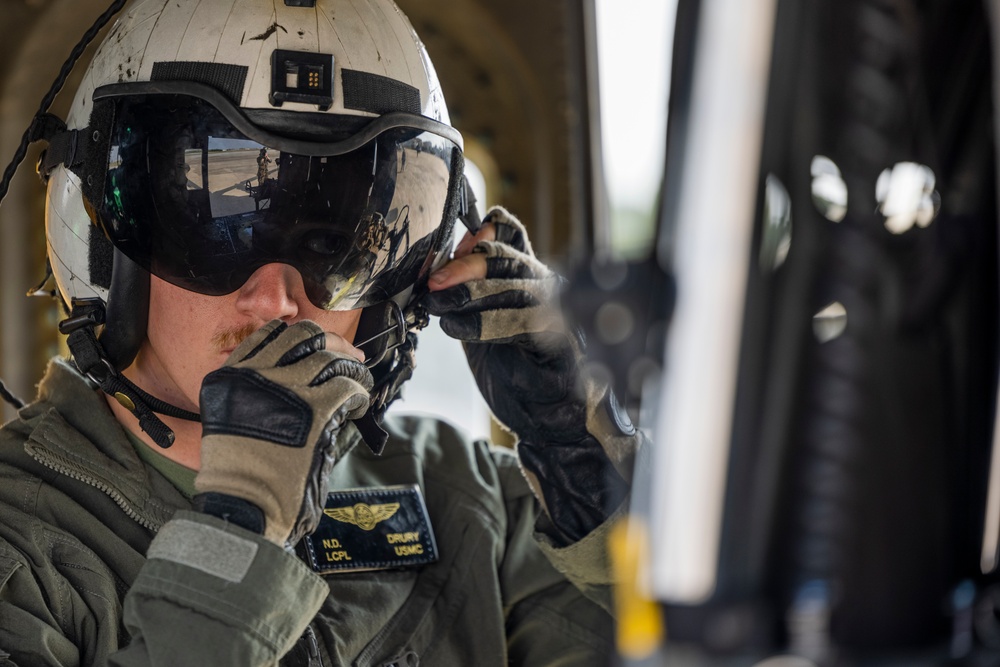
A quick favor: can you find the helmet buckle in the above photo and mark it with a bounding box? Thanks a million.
[57,297,106,335]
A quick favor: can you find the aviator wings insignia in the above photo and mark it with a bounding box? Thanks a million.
[324,502,401,531]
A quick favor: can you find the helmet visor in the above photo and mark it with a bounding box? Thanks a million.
[96,94,461,310]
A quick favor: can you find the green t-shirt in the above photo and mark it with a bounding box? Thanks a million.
[125,431,198,498]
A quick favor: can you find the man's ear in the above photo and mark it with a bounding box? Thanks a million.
[100,248,150,371]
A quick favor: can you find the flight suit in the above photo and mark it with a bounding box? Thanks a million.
[0,359,617,666]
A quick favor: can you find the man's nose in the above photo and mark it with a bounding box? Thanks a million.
[234,263,308,322]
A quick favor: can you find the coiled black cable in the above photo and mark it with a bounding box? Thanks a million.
[0,377,25,410]
[0,0,128,204]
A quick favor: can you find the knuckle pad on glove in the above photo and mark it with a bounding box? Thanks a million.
[474,240,550,280]
[483,206,532,255]
[422,285,472,315]
[439,313,482,341]
[306,372,371,414]
[310,356,375,392]
[236,320,288,361]
[276,332,326,367]
[340,388,372,419]
[485,257,534,280]
[201,368,311,447]
[308,378,371,430]
[235,320,325,366]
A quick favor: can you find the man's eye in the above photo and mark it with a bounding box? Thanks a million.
[304,232,342,255]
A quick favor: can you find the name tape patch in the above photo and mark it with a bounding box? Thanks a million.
[301,485,438,574]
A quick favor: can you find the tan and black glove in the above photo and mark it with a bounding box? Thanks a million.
[423,206,637,543]
[194,320,373,548]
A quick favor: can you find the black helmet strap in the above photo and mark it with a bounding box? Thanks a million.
[60,298,198,449]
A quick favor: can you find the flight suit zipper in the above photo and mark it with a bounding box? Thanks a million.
[304,625,322,667]
[381,650,419,667]
[27,444,163,531]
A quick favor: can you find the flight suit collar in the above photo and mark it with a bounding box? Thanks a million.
[18,358,189,530]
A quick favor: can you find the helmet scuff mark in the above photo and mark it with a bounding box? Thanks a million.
[248,22,288,41]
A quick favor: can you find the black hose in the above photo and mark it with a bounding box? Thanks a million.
[0,377,25,410]
[0,0,128,204]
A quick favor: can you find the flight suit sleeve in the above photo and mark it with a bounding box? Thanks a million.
[493,449,616,666]
[527,431,653,614]
[0,545,92,667]
[111,511,328,667]
[533,503,625,615]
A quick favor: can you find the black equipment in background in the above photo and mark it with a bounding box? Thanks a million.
[567,0,1000,664]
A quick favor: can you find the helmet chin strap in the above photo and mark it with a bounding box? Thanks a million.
[58,249,191,448]
[60,298,198,449]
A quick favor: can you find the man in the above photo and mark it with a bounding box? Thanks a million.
[0,0,639,664]
[257,147,272,188]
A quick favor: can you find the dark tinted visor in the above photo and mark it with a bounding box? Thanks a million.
[95,93,461,310]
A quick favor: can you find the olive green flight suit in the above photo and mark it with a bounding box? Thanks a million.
[0,360,617,666]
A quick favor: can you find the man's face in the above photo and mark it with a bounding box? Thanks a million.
[127,263,363,412]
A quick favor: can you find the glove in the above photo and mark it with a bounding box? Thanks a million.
[423,206,637,542]
[194,320,373,548]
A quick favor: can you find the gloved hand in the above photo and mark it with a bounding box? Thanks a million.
[423,206,637,542]
[193,320,373,548]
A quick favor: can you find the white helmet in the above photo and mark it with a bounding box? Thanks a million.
[44,0,467,372]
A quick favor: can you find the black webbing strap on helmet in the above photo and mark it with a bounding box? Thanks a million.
[35,119,88,184]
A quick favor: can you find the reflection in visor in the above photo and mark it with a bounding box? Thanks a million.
[99,95,459,310]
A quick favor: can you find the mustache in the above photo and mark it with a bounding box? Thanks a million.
[212,323,259,354]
